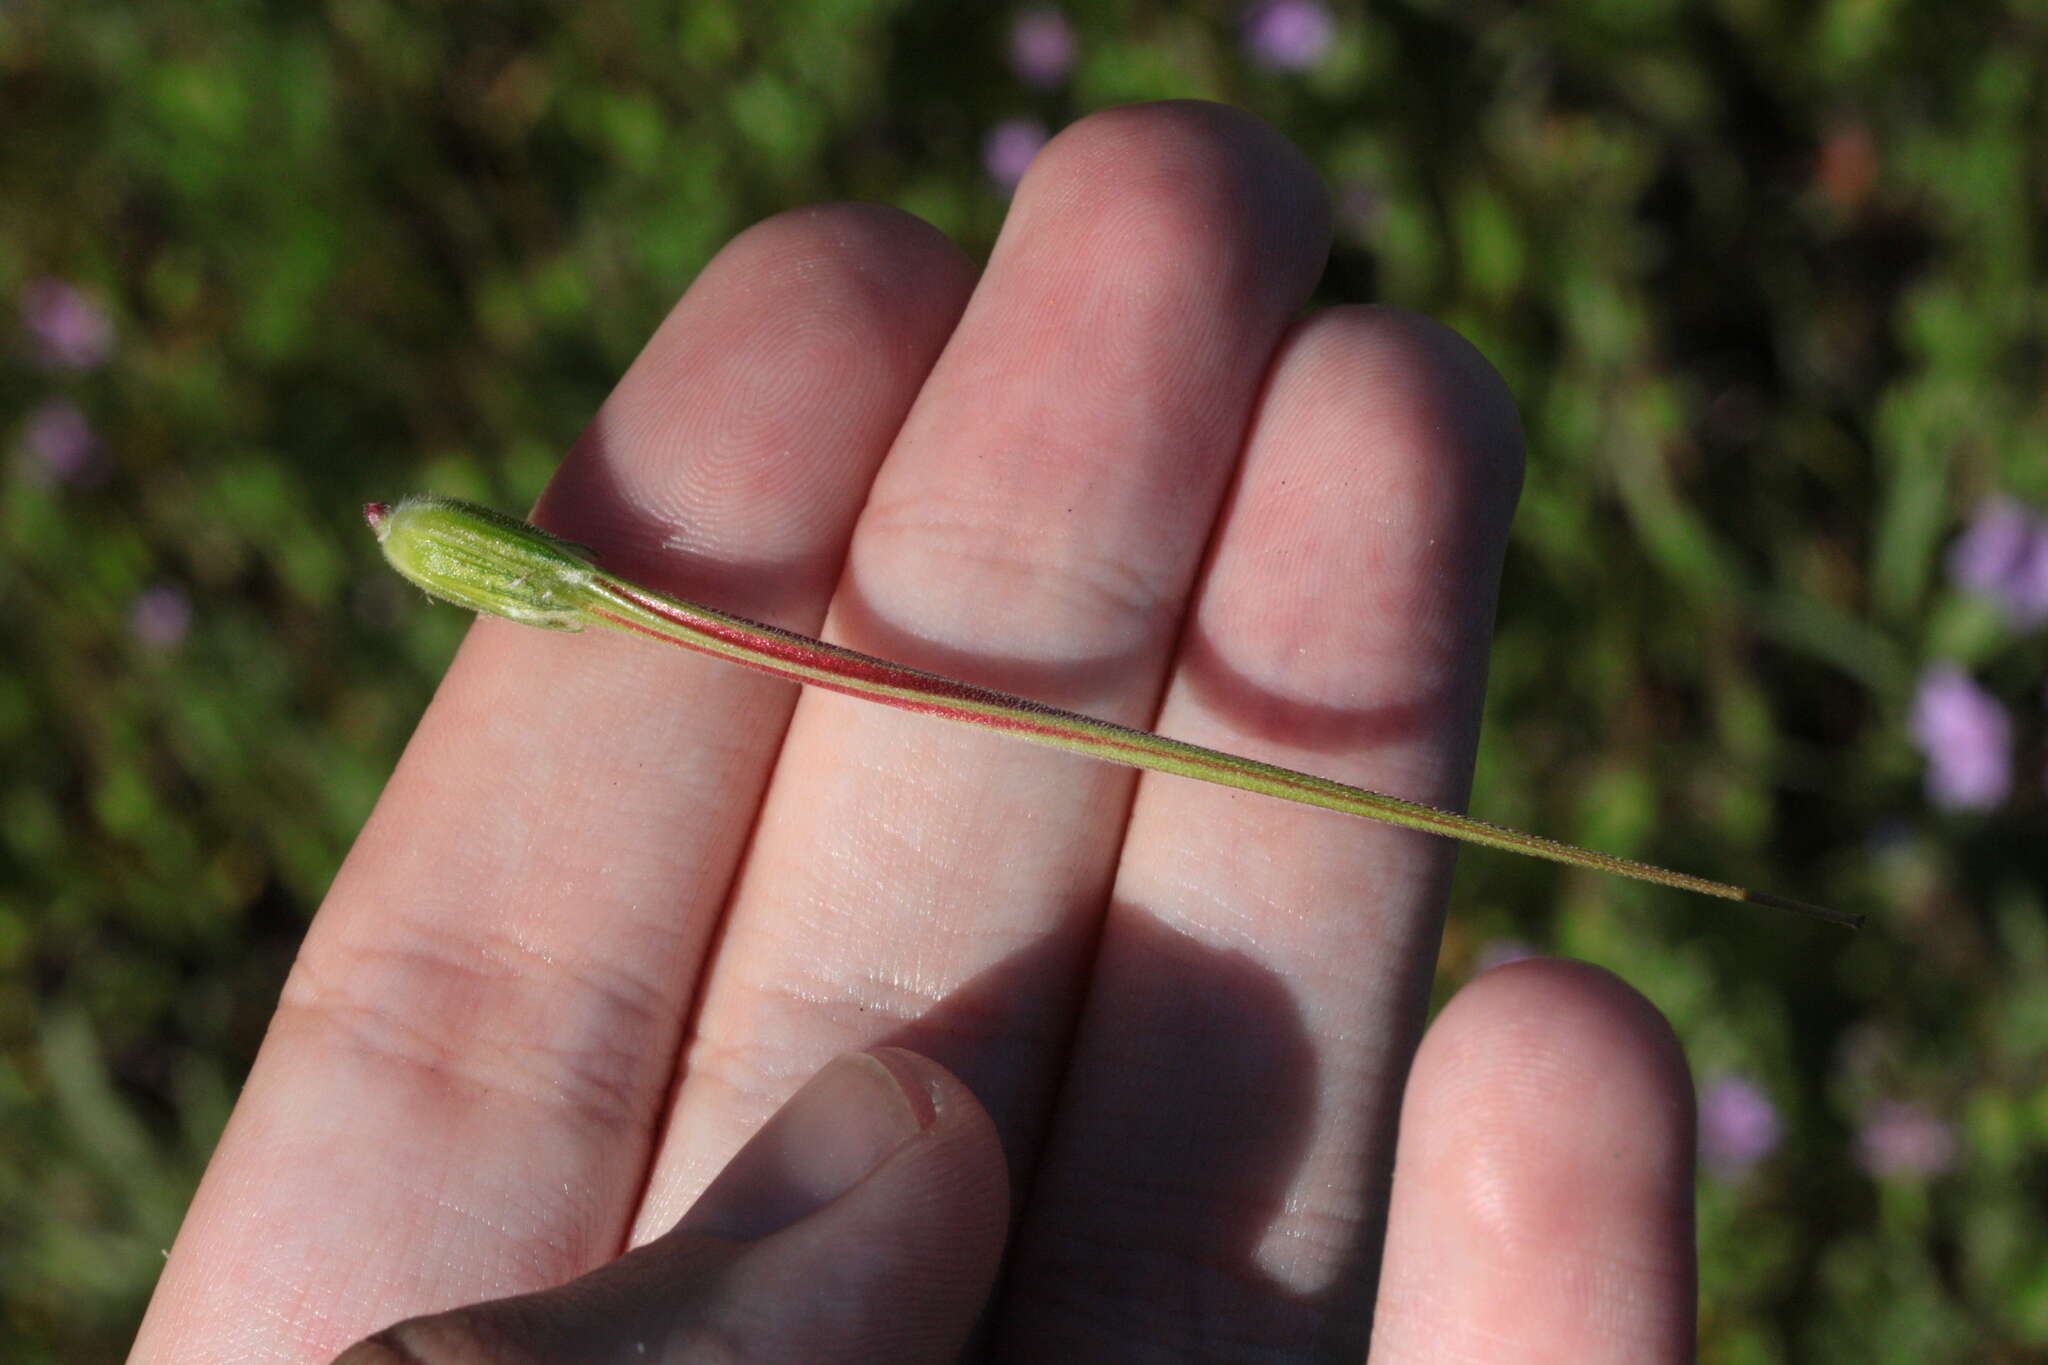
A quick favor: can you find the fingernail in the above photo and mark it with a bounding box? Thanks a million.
[790,1049,940,1189]
[684,1049,942,1240]
[858,1047,943,1131]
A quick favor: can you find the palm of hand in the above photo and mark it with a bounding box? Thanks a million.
[133,103,1695,1365]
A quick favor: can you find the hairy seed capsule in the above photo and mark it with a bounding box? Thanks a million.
[367,496,597,630]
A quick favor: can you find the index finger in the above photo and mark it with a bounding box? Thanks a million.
[130,204,975,1364]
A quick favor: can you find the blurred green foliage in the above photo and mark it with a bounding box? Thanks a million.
[4,0,2046,1359]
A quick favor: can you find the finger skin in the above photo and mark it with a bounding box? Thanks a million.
[633,101,1332,1236]
[1370,960,1697,1365]
[131,206,975,1365]
[336,1049,1009,1365]
[995,307,1523,1360]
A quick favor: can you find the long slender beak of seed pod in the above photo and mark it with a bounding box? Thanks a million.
[366,494,1861,929]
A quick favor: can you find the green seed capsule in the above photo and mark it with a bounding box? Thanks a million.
[366,495,597,631]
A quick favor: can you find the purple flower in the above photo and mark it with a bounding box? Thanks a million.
[1242,0,1334,71]
[1698,1075,1780,1178]
[19,277,114,371]
[130,584,193,649]
[20,399,103,485]
[1856,1100,1956,1178]
[983,118,1049,190]
[1008,8,1075,88]
[1908,666,2011,811]
[1948,497,2048,628]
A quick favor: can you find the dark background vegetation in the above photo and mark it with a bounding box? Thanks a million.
[5,1,2046,1359]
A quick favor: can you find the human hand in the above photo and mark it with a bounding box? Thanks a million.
[131,102,1697,1363]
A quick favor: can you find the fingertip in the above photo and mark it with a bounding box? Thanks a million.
[710,1048,1010,1363]
[1373,957,1696,1364]
[1416,957,1695,1246]
[1009,100,1332,313]
[1271,305,1525,541]
[1034,100,1330,230]
[859,1045,962,1132]
[532,199,976,602]
[670,1045,1008,1323]
[841,1046,1011,1243]
[1437,957,1693,1127]
[675,1048,961,1244]
[717,201,978,334]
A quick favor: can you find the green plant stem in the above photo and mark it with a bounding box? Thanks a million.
[367,495,1859,929]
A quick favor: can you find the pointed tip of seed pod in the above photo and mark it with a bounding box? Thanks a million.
[364,502,392,540]
[1746,888,1864,930]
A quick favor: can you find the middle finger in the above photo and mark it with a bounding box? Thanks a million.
[632,103,1331,1234]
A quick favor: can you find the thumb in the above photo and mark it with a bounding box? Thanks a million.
[335,1048,1009,1365]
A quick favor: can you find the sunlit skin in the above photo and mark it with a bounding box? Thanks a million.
[369,494,1857,929]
